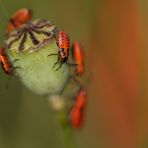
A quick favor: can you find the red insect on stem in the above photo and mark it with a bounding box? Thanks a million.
[69,89,87,128]
[69,107,84,128]
[72,42,85,76]
[6,8,32,33]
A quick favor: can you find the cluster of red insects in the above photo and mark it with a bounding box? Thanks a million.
[0,8,86,129]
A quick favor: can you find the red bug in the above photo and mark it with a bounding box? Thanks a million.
[49,30,70,70]
[72,42,85,75]
[69,107,84,128]
[69,89,87,128]
[57,31,70,61]
[0,48,12,75]
[6,8,32,33]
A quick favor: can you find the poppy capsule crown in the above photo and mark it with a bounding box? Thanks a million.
[6,8,32,33]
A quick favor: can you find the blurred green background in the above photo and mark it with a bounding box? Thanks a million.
[0,0,148,148]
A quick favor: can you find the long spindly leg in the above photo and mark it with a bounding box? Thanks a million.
[55,62,62,71]
[48,53,58,57]
[48,53,60,69]
[48,53,58,68]
[53,57,60,69]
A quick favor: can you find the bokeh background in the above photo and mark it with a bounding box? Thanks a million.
[0,0,148,148]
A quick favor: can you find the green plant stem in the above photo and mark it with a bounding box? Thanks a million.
[55,110,76,148]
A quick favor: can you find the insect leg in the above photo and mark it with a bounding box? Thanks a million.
[48,53,58,57]
[55,62,62,71]
[53,56,60,69]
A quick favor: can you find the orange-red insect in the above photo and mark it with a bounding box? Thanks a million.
[49,30,70,70]
[0,48,12,75]
[6,8,32,33]
[69,89,87,128]
[57,30,70,58]
[72,42,85,75]
[57,30,70,65]
[69,107,83,128]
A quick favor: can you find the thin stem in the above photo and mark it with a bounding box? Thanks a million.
[55,110,76,148]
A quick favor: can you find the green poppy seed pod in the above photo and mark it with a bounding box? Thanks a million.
[4,19,70,95]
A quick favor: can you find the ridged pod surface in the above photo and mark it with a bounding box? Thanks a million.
[4,19,70,95]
